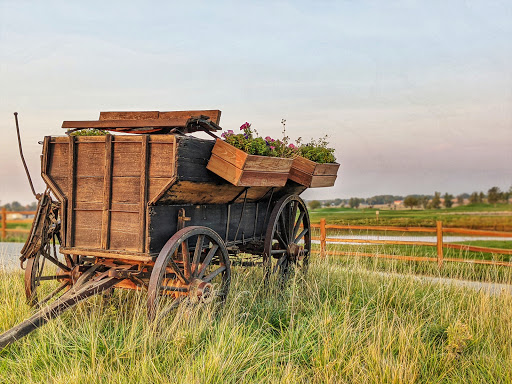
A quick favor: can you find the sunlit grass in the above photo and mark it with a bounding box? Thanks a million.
[0,246,511,383]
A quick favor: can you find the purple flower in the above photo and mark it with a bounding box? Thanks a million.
[244,134,249,139]
[227,130,234,135]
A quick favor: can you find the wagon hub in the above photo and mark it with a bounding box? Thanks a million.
[287,243,303,260]
[188,279,214,304]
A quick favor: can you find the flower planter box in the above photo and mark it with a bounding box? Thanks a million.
[207,139,293,187]
[289,157,340,188]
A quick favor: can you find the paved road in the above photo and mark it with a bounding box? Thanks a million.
[0,242,24,271]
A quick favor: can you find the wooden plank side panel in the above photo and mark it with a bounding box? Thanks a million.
[210,139,247,169]
[244,155,293,173]
[101,135,113,249]
[148,139,175,178]
[66,137,76,247]
[76,142,105,176]
[73,210,102,248]
[110,211,140,251]
[206,154,243,185]
[111,177,141,204]
[112,142,142,177]
[309,175,337,188]
[48,142,69,177]
[75,177,104,202]
[238,171,289,187]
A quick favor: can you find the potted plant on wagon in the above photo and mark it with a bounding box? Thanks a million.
[288,136,340,188]
[206,122,295,187]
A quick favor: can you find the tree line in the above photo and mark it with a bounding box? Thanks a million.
[308,185,512,210]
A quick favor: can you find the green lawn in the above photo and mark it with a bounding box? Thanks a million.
[309,203,512,230]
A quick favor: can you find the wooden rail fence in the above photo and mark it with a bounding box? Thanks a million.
[311,220,512,268]
[1,207,35,240]
[2,210,512,268]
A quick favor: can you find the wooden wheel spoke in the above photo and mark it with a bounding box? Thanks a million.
[292,211,305,240]
[289,202,297,240]
[42,253,71,272]
[168,257,189,285]
[203,266,226,283]
[294,228,309,243]
[275,231,287,248]
[273,255,288,273]
[271,249,287,255]
[38,275,61,281]
[192,235,205,277]
[279,213,289,243]
[181,239,192,280]
[161,286,188,293]
[197,245,218,279]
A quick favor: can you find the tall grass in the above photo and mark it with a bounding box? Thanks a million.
[0,254,511,383]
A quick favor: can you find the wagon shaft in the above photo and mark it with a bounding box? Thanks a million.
[0,264,132,349]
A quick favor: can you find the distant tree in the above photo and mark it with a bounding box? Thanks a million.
[420,196,430,209]
[443,193,454,208]
[431,192,441,209]
[349,197,361,209]
[308,200,321,210]
[469,192,479,204]
[479,192,485,203]
[403,195,419,209]
[487,187,501,205]
[333,198,342,206]
[456,195,464,205]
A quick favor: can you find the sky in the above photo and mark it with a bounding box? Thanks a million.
[1,0,511,205]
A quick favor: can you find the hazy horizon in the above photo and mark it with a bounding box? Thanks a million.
[1,1,511,205]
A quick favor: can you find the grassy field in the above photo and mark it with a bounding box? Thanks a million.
[308,203,512,230]
[0,253,511,383]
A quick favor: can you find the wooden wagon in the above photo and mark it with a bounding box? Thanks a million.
[1,110,338,347]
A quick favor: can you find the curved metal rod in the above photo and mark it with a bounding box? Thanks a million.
[14,112,37,197]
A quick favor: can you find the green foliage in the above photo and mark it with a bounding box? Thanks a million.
[431,192,441,209]
[488,186,502,205]
[308,200,322,210]
[69,129,107,136]
[403,195,419,209]
[443,193,454,208]
[349,197,361,208]
[220,122,336,162]
[297,136,336,164]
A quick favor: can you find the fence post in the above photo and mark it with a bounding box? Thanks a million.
[320,218,326,258]
[1,207,6,240]
[436,220,443,268]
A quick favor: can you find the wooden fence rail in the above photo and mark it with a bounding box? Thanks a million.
[311,220,512,268]
[1,207,35,240]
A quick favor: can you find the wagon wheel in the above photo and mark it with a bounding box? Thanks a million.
[25,236,79,307]
[263,194,311,279]
[147,226,231,321]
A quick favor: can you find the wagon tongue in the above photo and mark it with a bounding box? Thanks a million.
[0,264,133,349]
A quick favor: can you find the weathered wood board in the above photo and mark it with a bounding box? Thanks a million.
[43,135,175,253]
[289,157,340,188]
[43,133,307,259]
[206,139,293,187]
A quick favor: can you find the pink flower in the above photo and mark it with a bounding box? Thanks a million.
[227,130,234,134]
[270,146,275,150]
[288,144,296,149]
[265,136,272,141]
[240,122,251,130]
